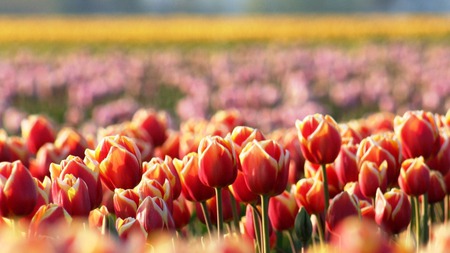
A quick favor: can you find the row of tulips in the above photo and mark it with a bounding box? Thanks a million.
[0,108,450,252]
[1,44,449,134]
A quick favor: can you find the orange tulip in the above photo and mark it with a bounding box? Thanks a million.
[52,174,91,216]
[296,114,341,164]
[116,217,147,241]
[113,188,140,219]
[398,157,430,196]
[358,160,388,199]
[268,188,299,231]
[54,127,90,158]
[29,203,72,237]
[294,177,325,215]
[143,156,182,200]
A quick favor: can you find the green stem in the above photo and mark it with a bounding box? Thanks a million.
[229,192,241,233]
[315,214,324,246]
[200,200,213,240]
[414,196,420,251]
[321,164,330,211]
[421,193,429,245]
[430,203,436,224]
[261,195,271,253]
[286,230,297,253]
[215,187,224,241]
[251,204,262,253]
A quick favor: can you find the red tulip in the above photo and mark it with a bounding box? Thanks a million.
[335,141,359,185]
[143,156,182,200]
[356,132,402,186]
[242,204,276,248]
[29,203,72,237]
[240,139,289,197]
[0,135,31,167]
[0,161,38,217]
[154,130,180,159]
[198,135,238,188]
[268,188,299,231]
[136,196,175,235]
[132,108,169,147]
[21,115,56,154]
[172,195,191,229]
[135,178,173,213]
[394,110,440,160]
[296,114,342,164]
[54,127,90,158]
[359,200,375,220]
[339,123,363,144]
[358,160,388,199]
[50,155,103,209]
[229,170,259,204]
[113,188,140,219]
[375,188,411,235]
[398,157,430,196]
[426,130,450,176]
[29,143,68,180]
[326,191,360,232]
[116,217,147,241]
[173,153,215,202]
[211,109,245,132]
[52,174,91,216]
[428,170,447,204]
[294,177,325,215]
[304,161,342,198]
[85,135,142,191]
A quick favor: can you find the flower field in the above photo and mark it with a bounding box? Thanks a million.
[0,15,450,253]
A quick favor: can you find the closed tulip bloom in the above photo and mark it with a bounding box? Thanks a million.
[428,171,447,204]
[268,188,299,231]
[116,217,147,241]
[294,178,325,215]
[339,123,363,144]
[0,161,38,217]
[326,191,360,232]
[173,153,215,202]
[426,130,450,176]
[113,188,140,219]
[54,127,90,158]
[132,108,169,147]
[335,141,359,185]
[135,178,173,213]
[88,205,110,231]
[50,155,103,210]
[358,160,388,199]
[85,135,142,191]
[394,110,440,160]
[398,157,430,196]
[21,115,56,154]
[359,200,375,220]
[143,156,182,199]
[1,135,31,167]
[29,203,72,237]
[240,139,289,196]
[172,195,191,229]
[52,174,91,216]
[375,188,411,235]
[304,161,342,198]
[229,170,260,204]
[30,143,68,181]
[356,133,402,186]
[198,135,238,188]
[296,114,342,164]
[230,126,266,154]
[136,196,175,235]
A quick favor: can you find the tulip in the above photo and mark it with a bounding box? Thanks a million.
[268,188,299,231]
[375,188,411,235]
[135,178,173,213]
[28,203,72,237]
[326,191,360,232]
[52,174,91,216]
[428,170,447,204]
[339,123,363,144]
[29,143,68,181]
[136,196,175,235]
[173,152,215,203]
[0,161,38,217]
[304,161,342,198]
[54,127,90,158]
[398,157,430,196]
[85,135,142,190]
[154,130,180,159]
[116,217,147,241]
[21,115,56,154]
[359,200,375,220]
[1,135,31,167]
[394,110,440,160]
[242,204,276,250]
[88,205,110,231]
[172,195,191,230]
[356,132,402,186]
[335,141,359,185]
[426,130,450,176]
[50,155,103,210]
[229,170,260,204]
[358,160,388,199]
[294,177,325,215]
[295,114,342,165]
[210,109,244,132]
[131,108,169,147]
[143,156,182,200]
[113,188,140,219]
[343,181,370,202]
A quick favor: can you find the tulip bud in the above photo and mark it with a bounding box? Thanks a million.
[326,191,360,232]
[359,200,375,221]
[113,188,140,219]
[294,207,313,245]
[172,195,191,229]
[54,127,90,158]
[131,108,168,147]
[294,178,325,215]
[173,153,215,202]
[335,141,359,185]
[136,196,175,235]
[135,178,173,213]
[89,205,110,231]
[143,156,182,200]
[269,188,299,231]
[21,115,56,154]
[85,135,142,190]
[358,160,388,199]
[211,109,244,132]
[426,130,450,176]
[375,188,411,235]
[30,143,68,181]
[0,161,38,217]
[116,217,147,241]
[398,157,430,196]
[198,135,238,188]
[29,203,72,237]
[394,110,440,160]
[242,204,276,248]
[52,174,91,216]
[428,170,447,204]
[240,139,289,196]
[296,114,342,164]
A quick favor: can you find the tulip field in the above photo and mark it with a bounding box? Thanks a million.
[0,15,450,253]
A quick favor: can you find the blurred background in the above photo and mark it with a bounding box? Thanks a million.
[0,0,449,134]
